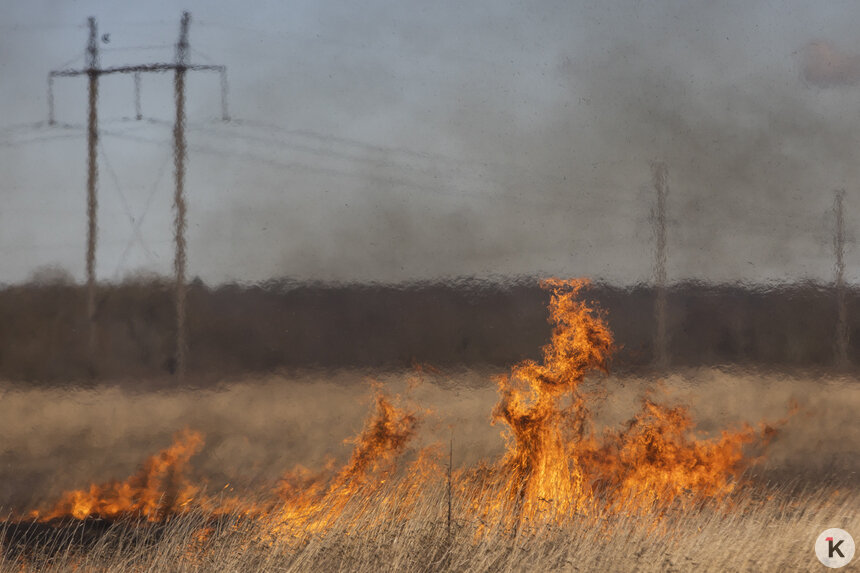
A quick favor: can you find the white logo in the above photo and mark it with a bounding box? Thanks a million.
[815,528,855,569]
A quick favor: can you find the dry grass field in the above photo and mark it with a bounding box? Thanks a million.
[0,367,857,571]
[1,282,857,571]
[1,479,856,572]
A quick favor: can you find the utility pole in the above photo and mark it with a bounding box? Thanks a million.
[834,190,849,369]
[85,17,100,372]
[220,68,230,122]
[47,74,55,126]
[653,162,669,371]
[134,71,142,120]
[173,11,190,381]
[48,13,229,379]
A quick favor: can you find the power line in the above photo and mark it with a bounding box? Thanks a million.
[227,118,570,190]
[0,121,51,136]
[100,44,173,53]
[0,132,85,147]
[0,23,88,33]
[3,115,567,206]
[98,128,574,211]
[4,116,578,213]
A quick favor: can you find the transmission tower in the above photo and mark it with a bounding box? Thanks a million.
[652,162,669,371]
[834,190,849,369]
[47,12,229,380]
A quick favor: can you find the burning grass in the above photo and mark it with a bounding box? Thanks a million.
[1,279,854,571]
[3,481,856,571]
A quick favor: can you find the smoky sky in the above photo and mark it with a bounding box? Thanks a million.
[800,40,860,88]
[1,0,860,285]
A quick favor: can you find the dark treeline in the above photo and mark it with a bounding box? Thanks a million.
[0,277,854,383]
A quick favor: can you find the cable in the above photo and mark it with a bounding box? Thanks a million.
[0,121,50,136]
[0,132,85,147]
[190,47,214,63]
[100,44,173,53]
[226,118,567,190]
[99,128,573,210]
[55,52,85,71]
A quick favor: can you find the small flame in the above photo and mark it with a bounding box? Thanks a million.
[273,390,425,532]
[30,429,204,522]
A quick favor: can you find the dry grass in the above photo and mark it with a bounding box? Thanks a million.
[0,368,858,571]
[2,480,856,572]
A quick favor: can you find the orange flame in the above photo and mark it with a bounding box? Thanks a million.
[586,399,761,510]
[490,278,613,521]
[273,390,425,531]
[30,429,204,522]
[486,279,781,523]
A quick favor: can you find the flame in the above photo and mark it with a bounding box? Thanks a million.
[30,429,204,522]
[586,399,760,510]
[273,390,426,532]
[489,278,613,522]
[487,278,776,522]
[21,278,785,534]
[332,390,420,489]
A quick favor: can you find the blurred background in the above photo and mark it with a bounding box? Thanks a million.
[2,1,860,380]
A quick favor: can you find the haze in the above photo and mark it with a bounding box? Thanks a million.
[1,0,858,285]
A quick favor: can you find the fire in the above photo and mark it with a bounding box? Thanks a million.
[273,390,426,532]
[487,278,776,522]
[331,390,420,489]
[585,399,765,510]
[30,429,204,522]
[489,278,613,521]
[21,278,784,533]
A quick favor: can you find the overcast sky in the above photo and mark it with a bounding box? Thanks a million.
[2,0,860,285]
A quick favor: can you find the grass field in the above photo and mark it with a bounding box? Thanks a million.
[2,479,856,572]
[0,367,857,571]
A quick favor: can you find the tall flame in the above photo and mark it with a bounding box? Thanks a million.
[490,278,613,521]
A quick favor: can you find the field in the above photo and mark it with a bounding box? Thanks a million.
[1,366,857,571]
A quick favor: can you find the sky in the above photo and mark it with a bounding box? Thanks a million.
[1,0,860,285]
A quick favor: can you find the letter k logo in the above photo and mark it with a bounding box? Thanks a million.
[828,537,845,559]
[816,529,855,568]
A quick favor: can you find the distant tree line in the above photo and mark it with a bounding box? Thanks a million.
[0,277,853,383]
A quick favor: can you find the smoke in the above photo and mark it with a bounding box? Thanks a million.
[800,41,860,88]
[4,2,860,284]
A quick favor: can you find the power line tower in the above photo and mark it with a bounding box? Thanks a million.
[48,12,229,380]
[652,162,669,371]
[834,190,849,369]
